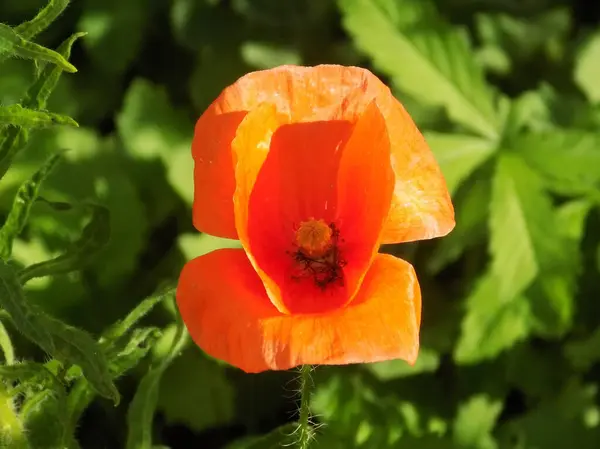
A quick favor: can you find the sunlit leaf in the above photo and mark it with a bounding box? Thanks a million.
[0,105,77,129]
[452,395,502,449]
[339,0,500,139]
[425,132,496,195]
[14,0,71,40]
[366,348,440,381]
[516,130,600,195]
[116,79,194,203]
[575,32,600,104]
[0,23,76,72]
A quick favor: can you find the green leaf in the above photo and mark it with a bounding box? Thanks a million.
[339,0,500,139]
[0,260,55,353]
[14,0,71,40]
[0,32,84,181]
[0,318,14,365]
[126,320,189,449]
[452,395,502,449]
[425,132,496,195]
[157,347,235,433]
[454,273,531,363]
[241,42,301,69]
[78,0,150,74]
[516,130,600,195]
[366,347,440,381]
[0,260,118,403]
[456,154,578,362]
[475,9,570,75]
[498,381,600,449]
[20,389,70,449]
[575,32,600,103]
[101,289,173,344]
[0,23,77,72]
[177,233,242,261]
[427,176,490,274]
[0,361,57,386]
[564,326,600,372]
[0,153,63,260]
[117,79,194,203]
[0,105,78,129]
[107,327,162,377]
[42,316,120,405]
[225,423,300,449]
[18,203,110,284]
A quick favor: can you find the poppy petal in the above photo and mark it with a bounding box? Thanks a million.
[192,107,247,238]
[335,101,395,306]
[192,64,453,242]
[376,96,455,243]
[176,249,421,373]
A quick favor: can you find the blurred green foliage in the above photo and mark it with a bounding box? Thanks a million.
[1,0,600,448]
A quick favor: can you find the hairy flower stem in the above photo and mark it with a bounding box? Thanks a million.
[298,364,313,449]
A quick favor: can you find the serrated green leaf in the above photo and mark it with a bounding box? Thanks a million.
[0,32,84,180]
[425,132,496,195]
[126,320,189,449]
[339,0,499,139]
[0,260,55,353]
[453,395,502,449]
[516,130,600,195]
[107,327,162,377]
[20,388,70,449]
[225,423,299,449]
[0,361,56,386]
[0,105,78,129]
[41,316,120,405]
[18,204,110,284]
[25,32,86,111]
[101,289,173,344]
[0,153,63,260]
[14,0,71,41]
[456,154,578,362]
[575,32,600,103]
[0,23,76,72]
[454,273,531,363]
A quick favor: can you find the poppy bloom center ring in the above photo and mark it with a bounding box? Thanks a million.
[176,64,455,373]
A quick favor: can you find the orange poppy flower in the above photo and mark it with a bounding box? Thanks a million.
[176,65,454,373]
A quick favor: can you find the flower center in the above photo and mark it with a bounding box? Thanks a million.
[294,218,332,258]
